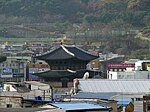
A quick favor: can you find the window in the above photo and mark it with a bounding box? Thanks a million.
[7,104,12,108]
[148,105,150,111]
[136,98,143,101]
[62,80,68,88]
[13,69,19,73]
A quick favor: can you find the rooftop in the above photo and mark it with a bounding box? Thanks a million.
[72,92,117,99]
[35,45,98,61]
[78,79,150,94]
[24,81,49,86]
[50,102,112,111]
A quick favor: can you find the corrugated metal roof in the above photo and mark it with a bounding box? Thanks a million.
[78,79,150,93]
[50,102,111,111]
[72,92,117,99]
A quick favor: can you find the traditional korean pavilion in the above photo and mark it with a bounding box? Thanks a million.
[34,45,99,82]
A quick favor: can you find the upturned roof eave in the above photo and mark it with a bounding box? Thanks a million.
[37,56,98,61]
[35,45,99,61]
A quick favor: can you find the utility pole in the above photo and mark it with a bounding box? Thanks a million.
[50,86,54,101]
[43,90,45,100]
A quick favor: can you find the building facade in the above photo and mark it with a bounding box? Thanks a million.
[0,96,22,108]
[34,45,99,87]
[0,59,27,82]
[35,45,99,81]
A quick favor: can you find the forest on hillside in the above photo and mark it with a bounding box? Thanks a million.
[0,0,149,59]
[0,0,149,25]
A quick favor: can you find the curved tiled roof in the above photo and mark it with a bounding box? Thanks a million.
[35,45,98,61]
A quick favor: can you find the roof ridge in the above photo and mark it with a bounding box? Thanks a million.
[61,45,75,56]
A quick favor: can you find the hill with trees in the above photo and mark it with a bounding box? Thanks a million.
[0,0,149,59]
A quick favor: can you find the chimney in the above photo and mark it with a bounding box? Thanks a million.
[73,78,79,94]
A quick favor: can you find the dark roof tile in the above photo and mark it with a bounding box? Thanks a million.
[35,45,98,61]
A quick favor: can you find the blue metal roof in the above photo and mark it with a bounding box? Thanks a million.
[53,94,63,99]
[72,92,118,99]
[50,102,111,111]
[22,98,52,103]
[117,100,131,106]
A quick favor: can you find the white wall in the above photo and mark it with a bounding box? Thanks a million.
[25,83,50,90]
[108,71,150,80]
[134,98,143,112]
[135,60,150,71]
[108,72,118,79]
[30,85,50,90]
[3,84,17,92]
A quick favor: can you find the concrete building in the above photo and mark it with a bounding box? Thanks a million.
[26,42,50,54]
[0,59,27,82]
[77,79,150,112]
[27,62,50,81]
[3,82,17,92]
[0,96,22,108]
[143,95,150,112]
[24,81,50,90]
[108,71,150,80]
[107,60,150,80]
[135,60,150,71]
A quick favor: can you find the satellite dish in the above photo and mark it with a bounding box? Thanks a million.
[83,72,89,79]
